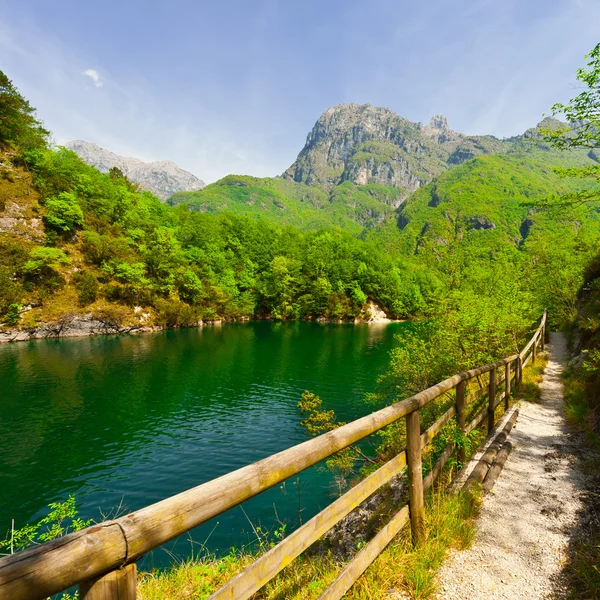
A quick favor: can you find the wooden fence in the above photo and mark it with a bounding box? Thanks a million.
[0,312,547,600]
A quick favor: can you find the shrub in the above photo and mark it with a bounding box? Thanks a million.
[73,271,99,306]
[43,192,84,233]
[3,303,20,325]
[176,269,205,305]
[153,298,201,327]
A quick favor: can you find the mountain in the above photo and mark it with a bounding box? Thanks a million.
[283,104,508,193]
[2,71,599,336]
[169,104,564,231]
[64,140,205,201]
[168,174,403,234]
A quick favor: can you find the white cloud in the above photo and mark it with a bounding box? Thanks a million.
[83,69,103,87]
[0,19,283,183]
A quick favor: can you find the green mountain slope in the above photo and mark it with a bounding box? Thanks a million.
[388,148,597,254]
[168,175,406,233]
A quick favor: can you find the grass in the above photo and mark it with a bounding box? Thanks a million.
[563,366,598,438]
[137,477,481,600]
[560,366,600,599]
[515,352,549,404]
[138,355,544,600]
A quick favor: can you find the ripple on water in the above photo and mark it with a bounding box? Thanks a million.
[0,321,409,562]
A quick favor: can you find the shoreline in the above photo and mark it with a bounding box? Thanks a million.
[0,312,405,344]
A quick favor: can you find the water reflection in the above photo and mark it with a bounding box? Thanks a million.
[0,322,408,563]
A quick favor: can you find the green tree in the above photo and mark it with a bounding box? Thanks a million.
[43,192,85,233]
[547,43,600,150]
[542,43,600,206]
[22,247,70,278]
[73,271,99,306]
[0,70,49,151]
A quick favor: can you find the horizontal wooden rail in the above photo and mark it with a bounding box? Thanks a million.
[0,311,547,600]
[207,450,408,600]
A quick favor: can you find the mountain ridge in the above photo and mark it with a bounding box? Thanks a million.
[282,103,508,192]
[169,104,571,232]
[64,140,205,201]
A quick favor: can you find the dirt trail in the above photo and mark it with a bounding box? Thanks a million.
[435,332,584,599]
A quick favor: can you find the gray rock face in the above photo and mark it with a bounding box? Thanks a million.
[0,314,147,343]
[283,104,509,192]
[65,141,205,201]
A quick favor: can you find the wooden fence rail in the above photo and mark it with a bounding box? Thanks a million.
[0,312,547,600]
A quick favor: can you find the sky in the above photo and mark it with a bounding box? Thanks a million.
[1,0,599,183]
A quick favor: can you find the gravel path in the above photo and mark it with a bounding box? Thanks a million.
[435,332,584,600]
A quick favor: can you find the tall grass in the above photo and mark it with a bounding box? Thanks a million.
[561,366,600,599]
[137,478,481,600]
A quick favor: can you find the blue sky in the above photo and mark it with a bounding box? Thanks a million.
[1,0,599,182]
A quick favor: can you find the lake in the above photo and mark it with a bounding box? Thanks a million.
[0,321,408,567]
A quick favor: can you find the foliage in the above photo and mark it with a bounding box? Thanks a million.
[137,480,481,600]
[172,175,406,233]
[43,192,85,233]
[0,70,48,151]
[73,270,99,306]
[21,247,69,284]
[297,391,361,489]
[546,43,600,150]
[1,143,424,327]
[0,495,91,554]
[536,43,600,208]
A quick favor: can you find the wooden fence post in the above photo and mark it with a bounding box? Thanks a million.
[504,362,511,411]
[80,564,136,600]
[488,368,497,433]
[455,381,466,463]
[405,410,425,546]
[517,355,522,386]
[541,325,545,352]
[532,336,537,364]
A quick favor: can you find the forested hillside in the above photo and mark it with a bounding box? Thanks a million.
[1,68,599,342]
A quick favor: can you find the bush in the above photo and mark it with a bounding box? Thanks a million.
[176,269,205,305]
[153,298,201,327]
[81,231,133,266]
[73,271,99,306]
[3,303,20,325]
[21,246,69,286]
[43,192,84,233]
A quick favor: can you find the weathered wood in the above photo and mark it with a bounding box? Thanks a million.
[466,385,487,404]
[532,334,537,364]
[0,523,127,600]
[119,359,518,561]
[494,391,506,410]
[541,325,545,351]
[423,442,456,492]
[420,406,456,449]
[207,450,407,600]
[464,408,519,490]
[455,380,466,463]
[504,362,511,411]
[517,356,523,385]
[80,563,136,600]
[488,368,497,433]
[482,441,513,494]
[0,314,546,600]
[520,310,546,359]
[465,405,487,435]
[316,505,410,600]
[406,410,425,545]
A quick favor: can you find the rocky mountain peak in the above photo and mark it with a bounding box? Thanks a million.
[283,104,505,192]
[64,141,205,201]
[428,114,450,131]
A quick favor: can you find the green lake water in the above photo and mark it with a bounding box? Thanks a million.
[0,321,408,568]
